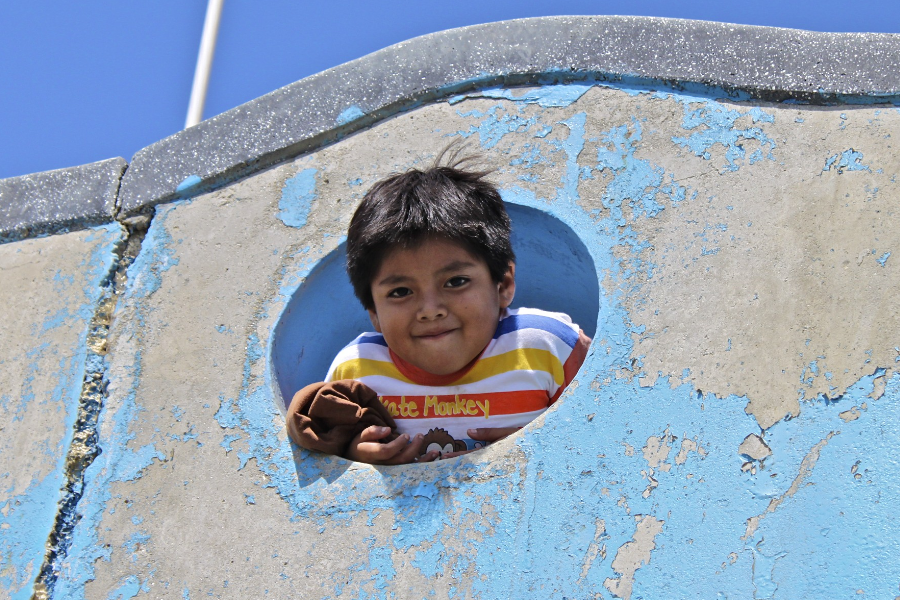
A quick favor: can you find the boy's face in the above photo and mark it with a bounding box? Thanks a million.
[367,237,515,376]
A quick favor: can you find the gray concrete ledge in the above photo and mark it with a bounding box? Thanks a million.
[5,16,900,236]
[0,157,126,241]
[118,16,900,216]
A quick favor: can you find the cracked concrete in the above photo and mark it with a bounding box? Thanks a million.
[33,218,148,600]
[739,433,771,461]
[0,224,124,599]
[604,515,664,599]
[744,432,837,540]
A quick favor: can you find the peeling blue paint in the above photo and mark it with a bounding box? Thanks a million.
[277,168,317,229]
[1,469,76,599]
[221,87,718,596]
[823,149,870,173]
[334,88,896,597]
[336,105,365,126]
[220,434,241,453]
[747,370,899,598]
[456,105,538,149]
[410,540,445,580]
[123,532,150,557]
[671,98,776,172]
[877,251,891,267]
[509,143,550,169]
[105,576,143,600]
[0,223,123,600]
[175,175,202,196]
[47,81,900,598]
[55,213,177,599]
[594,119,667,222]
[752,541,787,598]
[127,207,180,299]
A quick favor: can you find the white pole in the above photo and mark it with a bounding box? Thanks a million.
[185,0,225,128]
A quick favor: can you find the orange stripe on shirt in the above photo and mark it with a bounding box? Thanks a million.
[377,390,550,420]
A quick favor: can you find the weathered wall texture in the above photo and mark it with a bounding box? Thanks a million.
[0,225,123,599]
[1,16,899,600]
[46,83,900,598]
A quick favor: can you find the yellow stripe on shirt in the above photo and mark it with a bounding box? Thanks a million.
[331,358,414,384]
[453,348,565,386]
[333,348,564,387]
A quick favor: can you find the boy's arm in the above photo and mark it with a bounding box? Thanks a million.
[550,330,592,404]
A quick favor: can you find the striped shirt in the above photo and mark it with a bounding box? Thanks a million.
[325,307,591,454]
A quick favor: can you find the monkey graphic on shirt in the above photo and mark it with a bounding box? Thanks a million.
[421,427,467,457]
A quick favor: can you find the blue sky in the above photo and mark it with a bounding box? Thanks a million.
[1,1,897,180]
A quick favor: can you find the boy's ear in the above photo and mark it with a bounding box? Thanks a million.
[367,309,382,333]
[498,262,516,309]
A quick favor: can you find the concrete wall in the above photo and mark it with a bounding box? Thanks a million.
[1,16,899,600]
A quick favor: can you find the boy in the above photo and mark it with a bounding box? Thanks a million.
[320,156,590,464]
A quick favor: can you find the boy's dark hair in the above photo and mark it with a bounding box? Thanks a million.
[347,153,515,310]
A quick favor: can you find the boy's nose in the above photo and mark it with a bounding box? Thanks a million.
[417,293,447,320]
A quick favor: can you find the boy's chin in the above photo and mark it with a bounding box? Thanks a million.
[406,352,473,376]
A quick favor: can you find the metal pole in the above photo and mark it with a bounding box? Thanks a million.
[185,0,225,128]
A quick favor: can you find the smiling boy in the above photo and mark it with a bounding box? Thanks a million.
[323,156,591,464]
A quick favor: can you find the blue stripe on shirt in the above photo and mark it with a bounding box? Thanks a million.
[493,314,578,348]
[349,332,388,347]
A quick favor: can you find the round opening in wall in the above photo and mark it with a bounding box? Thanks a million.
[270,202,600,412]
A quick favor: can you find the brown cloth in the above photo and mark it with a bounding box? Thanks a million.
[286,379,398,457]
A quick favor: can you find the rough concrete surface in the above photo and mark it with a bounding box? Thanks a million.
[116,16,900,216]
[0,158,126,241]
[0,224,124,599]
[41,82,899,598]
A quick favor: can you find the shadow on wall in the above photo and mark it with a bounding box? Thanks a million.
[270,203,600,410]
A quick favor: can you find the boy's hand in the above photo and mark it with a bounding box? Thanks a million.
[439,427,523,459]
[344,426,440,465]
[467,427,521,444]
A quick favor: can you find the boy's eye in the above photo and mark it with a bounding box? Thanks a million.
[387,287,412,298]
[445,276,470,288]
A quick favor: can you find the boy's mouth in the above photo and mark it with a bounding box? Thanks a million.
[415,328,456,340]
